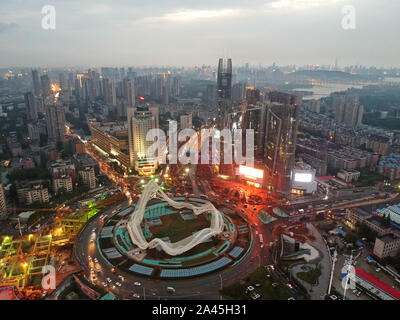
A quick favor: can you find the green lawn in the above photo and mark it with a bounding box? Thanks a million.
[150,212,209,243]
[296,264,322,285]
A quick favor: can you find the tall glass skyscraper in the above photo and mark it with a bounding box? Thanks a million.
[263,92,298,194]
[216,58,232,129]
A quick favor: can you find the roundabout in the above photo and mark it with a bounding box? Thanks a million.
[97,182,250,279]
[75,182,263,299]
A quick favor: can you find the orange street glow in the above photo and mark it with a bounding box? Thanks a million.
[239,165,263,180]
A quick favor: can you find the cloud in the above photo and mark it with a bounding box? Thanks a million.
[267,0,349,10]
[138,8,244,23]
[0,22,19,33]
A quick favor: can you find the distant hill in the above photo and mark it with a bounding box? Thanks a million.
[289,70,381,82]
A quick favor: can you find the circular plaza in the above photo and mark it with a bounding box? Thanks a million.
[95,183,252,280]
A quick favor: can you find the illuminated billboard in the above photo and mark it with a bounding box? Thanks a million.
[239,165,264,180]
[294,172,313,183]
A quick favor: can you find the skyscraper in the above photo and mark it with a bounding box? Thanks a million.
[31,70,41,96]
[217,58,232,100]
[40,74,51,96]
[45,104,66,142]
[216,58,233,129]
[127,106,158,175]
[24,92,38,122]
[263,92,298,194]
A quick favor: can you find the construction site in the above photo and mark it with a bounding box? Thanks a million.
[0,190,126,299]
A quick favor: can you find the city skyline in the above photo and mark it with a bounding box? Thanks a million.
[1,0,400,68]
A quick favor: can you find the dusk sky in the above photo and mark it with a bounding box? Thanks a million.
[1,0,399,68]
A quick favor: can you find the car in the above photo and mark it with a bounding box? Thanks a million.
[115,282,122,287]
[376,268,381,272]
[106,277,112,283]
[272,283,278,287]
[287,283,294,289]
[132,293,141,299]
[88,256,92,261]
[94,258,98,263]
[330,295,338,300]
[356,291,361,297]
[352,289,358,294]
[255,283,262,288]
[102,282,108,287]
[134,281,142,286]
[118,275,125,281]
[246,286,255,293]
[288,297,295,300]
[250,292,261,300]
[167,287,176,293]
[96,268,101,273]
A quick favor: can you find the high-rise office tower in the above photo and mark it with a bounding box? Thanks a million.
[31,70,41,96]
[40,74,51,96]
[127,106,136,167]
[216,58,233,129]
[45,104,66,142]
[132,107,157,159]
[263,92,298,194]
[127,106,158,174]
[217,58,232,100]
[24,92,38,122]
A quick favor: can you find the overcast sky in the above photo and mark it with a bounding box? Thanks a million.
[0,0,399,68]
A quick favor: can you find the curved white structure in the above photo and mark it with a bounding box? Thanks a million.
[126,181,224,256]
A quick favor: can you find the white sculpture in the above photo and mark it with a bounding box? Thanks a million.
[126,181,224,256]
